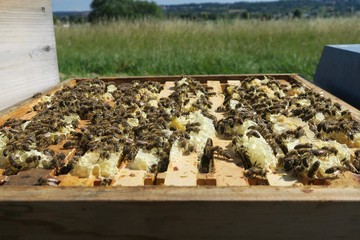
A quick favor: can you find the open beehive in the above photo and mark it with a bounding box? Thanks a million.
[1,74,360,240]
[1,74,360,188]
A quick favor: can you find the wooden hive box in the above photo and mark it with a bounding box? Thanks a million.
[0,1,360,240]
[1,74,360,240]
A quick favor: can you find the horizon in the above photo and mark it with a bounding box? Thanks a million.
[52,0,278,12]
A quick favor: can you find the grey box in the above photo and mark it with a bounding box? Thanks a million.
[314,44,360,110]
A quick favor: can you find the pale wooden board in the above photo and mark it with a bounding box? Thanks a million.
[207,81,247,186]
[58,174,95,187]
[227,80,241,86]
[213,138,248,186]
[267,172,300,187]
[164,152,198,186]
[0,0,59,111]
[207,80,225,120]
[158,81,175,99]
[112,168,147,187]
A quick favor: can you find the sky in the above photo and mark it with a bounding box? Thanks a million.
[52,0,277,11]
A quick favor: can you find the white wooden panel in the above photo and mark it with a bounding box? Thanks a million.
[0,0,59,111]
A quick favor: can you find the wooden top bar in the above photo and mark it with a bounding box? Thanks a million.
[0,186,359,202]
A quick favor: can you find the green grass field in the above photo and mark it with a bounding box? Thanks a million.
[55,18,360,81]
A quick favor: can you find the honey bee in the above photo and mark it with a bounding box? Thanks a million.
[50,153,66,170]
[325,166,346,174]
[307,160,320,179]
[341,158,359,174]
[122,145,139,161]
[244,166,267,178]
[199,138,215,173]
[63,141,77,149]
[25,155,41,164]
[2,148,9,157]
[186,122,201,133]
[293,165,306,177]
[100,151,110,159]
[36,177,59,186]
[216,105,228,112]
[199,138,231,173]
[100,178,112,186]
[53,134,66,145]
[234,145,251,169]
[294,143,313,150]
[8,155,22,170]
[184,144,195,155]
[246,130,261,138]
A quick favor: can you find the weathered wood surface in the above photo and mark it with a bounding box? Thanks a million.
[0,0,59,111]
[0,187,359,240]
[164,152,198,186]
[112,168,147,187]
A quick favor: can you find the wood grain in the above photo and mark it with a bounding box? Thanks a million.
[58,174,95,187]
[164,152,198,186]
[111,168,146,187]
[0,187,359,240]
[0,0,59,111]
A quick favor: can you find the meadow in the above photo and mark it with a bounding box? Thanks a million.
[55,18,360,81]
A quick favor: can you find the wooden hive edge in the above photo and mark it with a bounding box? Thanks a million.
[0,186,359,202]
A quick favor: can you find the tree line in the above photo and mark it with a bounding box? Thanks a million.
[88,0,163,22]
[54,0,360,24]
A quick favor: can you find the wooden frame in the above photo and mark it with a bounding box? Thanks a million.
[0,74,359,240]
[0,0,59,111]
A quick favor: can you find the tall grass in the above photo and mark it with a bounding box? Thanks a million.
[55,18,360,81]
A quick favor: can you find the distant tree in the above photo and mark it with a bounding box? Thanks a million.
[241,11,250,19]
[89,0,163,22]
[293,9,302,19]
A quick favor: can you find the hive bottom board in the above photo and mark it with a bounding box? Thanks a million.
[0,74,359,240]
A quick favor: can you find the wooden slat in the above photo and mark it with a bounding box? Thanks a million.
[213,138,248,186]
[4,168,53,186]
[164,152,198,186]
[0,0,59,111]
[266,172,300,187]
[47,140,77,165]
[0,186,360,201]
[207,80,225,120]
[207,81,247,186]
[20,111,38,121]
[83,73,295,84]
[227,80,241,86]
[197,173,217,186]
[111,168,147,187]
[58,174,95,187]
[158,81,175,99]
[326,172,360,187]
[156,172,166,185]
[144,173,155,185]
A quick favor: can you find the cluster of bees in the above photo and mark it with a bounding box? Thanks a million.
[0,77,227,184]
[0,76,359,185]
[217,77,360,182]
